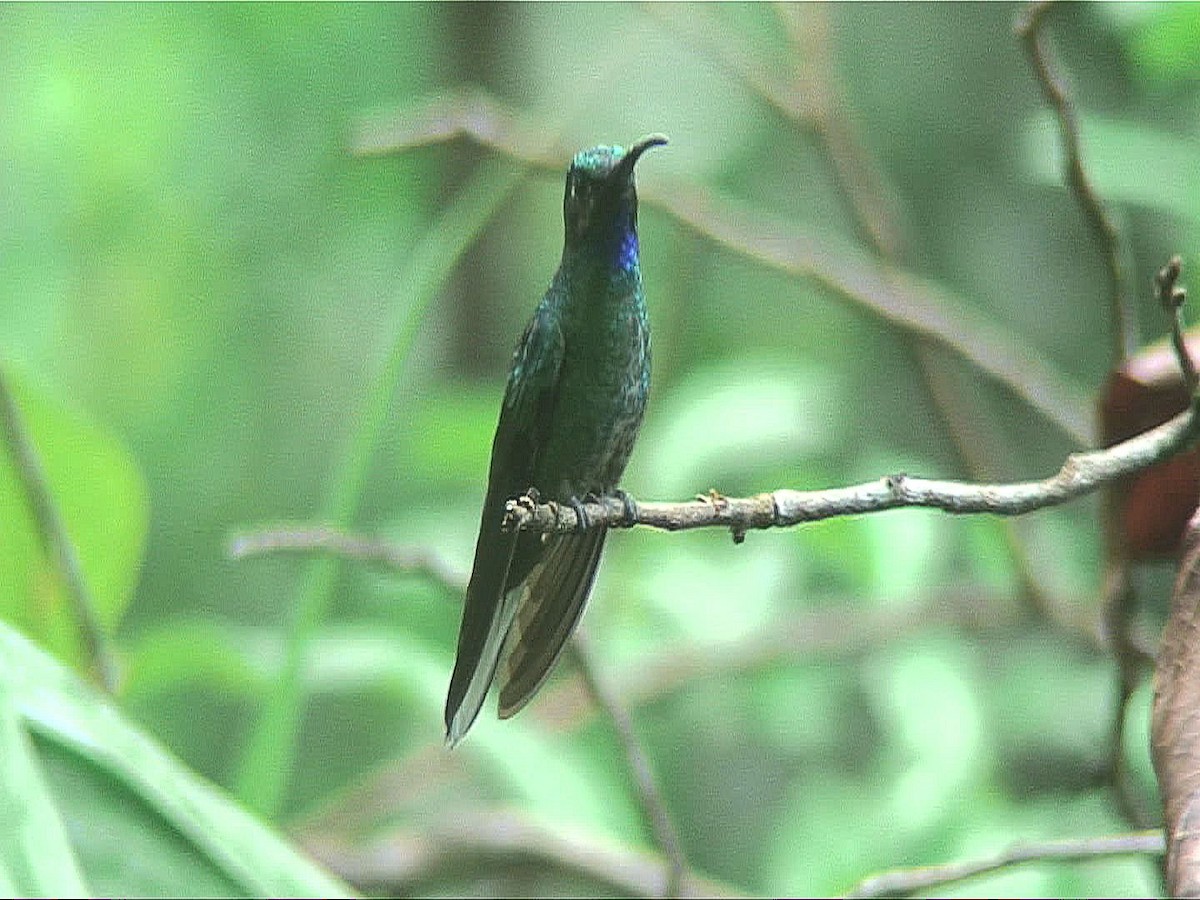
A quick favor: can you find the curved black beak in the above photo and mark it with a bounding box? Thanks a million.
[612,134,668,182]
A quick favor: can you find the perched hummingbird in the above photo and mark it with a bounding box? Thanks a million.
[445,135,667,745]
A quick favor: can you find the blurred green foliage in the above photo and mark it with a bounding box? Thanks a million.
[1,1,1197,896]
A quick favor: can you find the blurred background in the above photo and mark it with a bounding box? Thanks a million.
[2,2,1198,895]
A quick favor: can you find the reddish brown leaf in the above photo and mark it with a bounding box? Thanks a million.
[1100,331,1200,559]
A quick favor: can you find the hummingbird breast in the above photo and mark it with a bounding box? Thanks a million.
[535,263,650,500]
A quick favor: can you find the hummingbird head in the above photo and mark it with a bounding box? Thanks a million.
[563,134,667,248]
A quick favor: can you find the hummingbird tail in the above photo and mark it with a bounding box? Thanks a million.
[498,528,607,718]
[445,584,520,746]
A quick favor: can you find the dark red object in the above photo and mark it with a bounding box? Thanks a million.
[1100,331,1200,559]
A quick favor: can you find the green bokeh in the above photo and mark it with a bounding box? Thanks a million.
[0,2,1189,896]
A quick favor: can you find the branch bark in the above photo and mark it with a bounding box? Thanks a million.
[844,831,1163,899]
[300,811,740,899]
[1017,0,1133,363]
[1153,509,1200,896]
[502,400,1200,540]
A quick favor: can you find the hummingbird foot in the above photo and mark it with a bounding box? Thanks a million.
[613,489,639,526]
[568,495,592,532]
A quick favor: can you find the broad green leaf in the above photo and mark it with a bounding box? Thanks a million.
[636,355,846,499]
[1126,3,1200,82]
[1021,111,1200,226]
[0,620,352,898]
[0,676,88,896]
[122,618,268,700]
[0,364,148,668]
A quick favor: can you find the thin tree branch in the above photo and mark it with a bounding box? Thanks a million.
[569,631,687,898]
[502,396,1200,539]
[773,2,905,259]
[227,522,1101,726]
[988,28,1150,823]
[1017,0,1133,363]
[843,830,1163,899]
[1157,254,1198,392]
[234,151,531,819]
[300,811,741,899]
[229,525,1102,731]
[353,88,564,170]
[0,370,117,692]
[228,524,464,590]
[644,178,1091,444]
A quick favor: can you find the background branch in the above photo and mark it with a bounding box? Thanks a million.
[768,0,1062,625]
[844,831,1163,899]
[229,524,464,589]
[300,811,740,899]
[568,631,687,898]
[1017,0,1133,363]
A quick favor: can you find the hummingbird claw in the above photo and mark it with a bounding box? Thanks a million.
[568,495,592,532]
[614,489,639,526]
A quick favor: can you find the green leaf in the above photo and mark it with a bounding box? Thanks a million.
[0,364,148,667]
[0,620,352,898]
[1126,3,1200,82]
[1020,111,1200,226]
[636,355,846,498]
[0,675,88,896]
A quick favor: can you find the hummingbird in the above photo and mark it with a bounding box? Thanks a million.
[445,135,667,745]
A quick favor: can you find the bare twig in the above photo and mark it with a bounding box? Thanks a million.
[1021,0,1187,833]
[0,370,117,692]
[569,631,687,898]
[300,811,741,899]
[228,522,1099,727]
[844,830,1163,898]
[1017,0,1133,363]
[648,178,1091,443]
[773,2,904,259]
[228,524,465,590]
[642,2,899,257]
[1156,255,1197,391]
[229,521,689,891]
[353,88,566,170]
[503,401,1200,538]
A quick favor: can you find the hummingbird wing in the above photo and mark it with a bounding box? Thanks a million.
[445,302,565,745]
[496,526,606,718]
